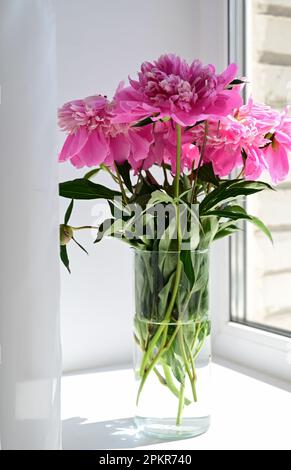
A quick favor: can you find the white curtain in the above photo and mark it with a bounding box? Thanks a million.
[0,0,61,450]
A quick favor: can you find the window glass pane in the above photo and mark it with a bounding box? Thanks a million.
[244,0,291,335]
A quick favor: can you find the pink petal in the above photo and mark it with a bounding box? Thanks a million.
[211,146,242,177]
[109,134,131,164]
[128,129,152,161]
[70,154,86,169]
[206,89,243,117]
[218,63,238,86]
[58,127,88,162]
[264,143,289,183]
[275,130,291,147]
[244,148,266,180]
[78,130,109,167]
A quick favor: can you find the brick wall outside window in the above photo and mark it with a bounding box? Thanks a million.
[246,0,291,332]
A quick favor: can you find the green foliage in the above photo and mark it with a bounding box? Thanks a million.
[116,161,133,193]
[64,199,74,225]
[59,144,278,421]
[196,163,220,187]
[60,245,70,273]
[133,117,154,127]
[84,168,101,180]
[200,180,273,215]
[59,165,275,277]
[59,178,121,200]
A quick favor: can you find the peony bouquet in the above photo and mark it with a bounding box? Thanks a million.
[59,54,291,436]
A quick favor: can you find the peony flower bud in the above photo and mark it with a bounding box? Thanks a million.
[60,224,73,246]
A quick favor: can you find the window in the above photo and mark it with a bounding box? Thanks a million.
[231,0,291,337]
[212,0,291,384]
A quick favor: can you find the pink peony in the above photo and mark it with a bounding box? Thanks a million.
[58,95,153,169]
[263,111,291,183]
[145,122,200,173]
[158,123,200,173]
[113,54,243,127]
[191,98,284,180]
[126,121,200,174]
[236,98,280,180]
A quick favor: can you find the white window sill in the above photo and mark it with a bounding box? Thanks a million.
[62,363,291,450]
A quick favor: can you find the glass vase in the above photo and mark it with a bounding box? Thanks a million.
[133,249,211,439]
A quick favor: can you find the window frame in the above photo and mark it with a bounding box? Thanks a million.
[211,0,291,385]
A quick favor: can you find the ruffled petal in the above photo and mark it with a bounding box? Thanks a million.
[244,147,266,180]
[109,134,131,164]
[78,130,109,167]
[264,142,289,183]
[275,130,291,147]
[218,63,238,87]
[210,146,242,177]
[70,154,86,169]
[128,129,153,161]
[58,127,89,162]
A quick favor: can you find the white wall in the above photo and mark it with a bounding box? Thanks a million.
[0,0,61,449]
[56,0,228,372]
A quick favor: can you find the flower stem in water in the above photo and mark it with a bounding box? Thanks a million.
[176,381,185,426]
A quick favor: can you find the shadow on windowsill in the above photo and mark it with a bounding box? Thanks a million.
[62,417,171,450]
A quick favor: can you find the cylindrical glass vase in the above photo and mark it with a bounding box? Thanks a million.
[133,249,211,439]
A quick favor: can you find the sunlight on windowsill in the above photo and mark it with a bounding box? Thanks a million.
[61,364,291,450]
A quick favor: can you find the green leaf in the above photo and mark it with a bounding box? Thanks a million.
[204,208,251,221]
[133,177,160,200]
[211,207,273,243]
[132,117,154,127]
[94,218,114,243]
[84,168,101,180]
[200,180,273,215]
[214,224,239,241]
[227,78,246,89]
[158,271,176,318]
[60,245,70,273]
[159,251,178,282]
[181,250,195,285]
[59,179,121,200]
[159,214,178,252]
[148,190,174,206]
[64,199,74,225]
[197,163,220,186]
[171,354,185,385]
[72,237,89,255]
[199,216,219,249]
[94,218,134,244]
[162,346,185,384]
[116,161,133,193]
[185,120,205,131]
[249,216,273,243]
[211,204,273,242]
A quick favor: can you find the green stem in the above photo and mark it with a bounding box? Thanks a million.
[71,226,98,231]
[153,367,167,385]
[137,122,184,410]
[175,122,182,253]
[193,324,209,361]
[114,163,129,204]
[185,338,198,402]
[100,164,119,183]
[174,123,182,198]
[191,120,209,204]
[176,382,185,426]
[137,322,180,405]
[191,322,202,351]
[181,258,204,318]
[139,259,182,377]
[178,328,197,403]
[162,363,191,406]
